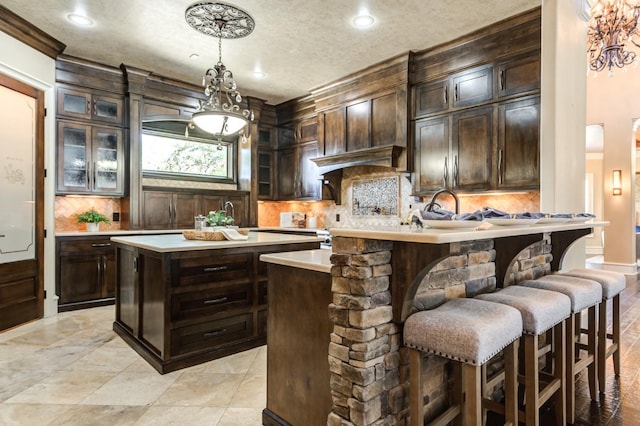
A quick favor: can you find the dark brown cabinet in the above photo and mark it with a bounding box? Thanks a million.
[452,106,494,190]
[113,239,321,373]
[56,121,124,195]
[57,87,123,125]
[497,96,540,189]
[451,65,493,108]
[414,116,450,192]
[276,142,320,200]
[497,54,541,98]
[257,149,274,199]
[56,236,116,311]
[142,191,197,229]
[414,79,449,117]
[143,190,249,229]
[414,106,494,193]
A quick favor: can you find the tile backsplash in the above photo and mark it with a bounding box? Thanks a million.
[55,196,122,232]
[258,166,541,229]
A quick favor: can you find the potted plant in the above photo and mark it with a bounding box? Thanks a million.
[76,208,110,232]
[205,210,235,228]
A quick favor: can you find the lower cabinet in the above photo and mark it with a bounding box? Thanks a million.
[142,189,249,229]
[113,240,320,373]
[56,236,116,311]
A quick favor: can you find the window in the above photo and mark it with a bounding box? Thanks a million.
[141,130,235,182]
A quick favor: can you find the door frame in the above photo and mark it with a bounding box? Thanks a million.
[0,72,45,329]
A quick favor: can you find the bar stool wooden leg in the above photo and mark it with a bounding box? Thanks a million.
[588,305,598,401]
[566,313,576,425]
[613,295,621,376]
[598,298,607,394]
[409,349,424,426]
[524,334,540,426]
[553,321,566,426]
[463,364,481,425]
[504,342,518,426]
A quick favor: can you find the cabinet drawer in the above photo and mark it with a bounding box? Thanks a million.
[170,313,253,356]
[171,283,253,322]
[176,254,252,286]
[59,239,113,254]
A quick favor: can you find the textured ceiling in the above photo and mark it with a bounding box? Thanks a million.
[0,0,541,105]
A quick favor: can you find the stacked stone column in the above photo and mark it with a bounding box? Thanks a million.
[328,236,401,425]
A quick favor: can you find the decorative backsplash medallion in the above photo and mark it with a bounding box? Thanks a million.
[351,177,399,216]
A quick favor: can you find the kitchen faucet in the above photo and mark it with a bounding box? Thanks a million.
[224,201,235,222]
[424,189,460,215]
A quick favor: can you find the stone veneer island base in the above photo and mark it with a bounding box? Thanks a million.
[262,222,603,425]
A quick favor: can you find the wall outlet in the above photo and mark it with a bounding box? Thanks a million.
[336,213,340,222]
[112,212,120,222]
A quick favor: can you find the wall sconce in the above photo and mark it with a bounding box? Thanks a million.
[612,170,622,195]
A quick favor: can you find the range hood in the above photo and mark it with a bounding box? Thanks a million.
[310,145,404,175]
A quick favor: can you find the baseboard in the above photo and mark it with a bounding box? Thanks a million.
[590,261,638,275]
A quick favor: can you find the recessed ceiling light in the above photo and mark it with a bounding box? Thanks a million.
[352,14,375,28]
[67,13,93,26]
[253,71,266,79]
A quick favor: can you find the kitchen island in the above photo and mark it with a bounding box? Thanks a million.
[260,221,606,425]
[110,232,322,374]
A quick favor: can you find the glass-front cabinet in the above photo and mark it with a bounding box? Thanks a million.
[56,121,124,195]
[57,87,123,125]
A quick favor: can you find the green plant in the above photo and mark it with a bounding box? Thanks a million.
[75,208,111,224]
[206,210,234,226]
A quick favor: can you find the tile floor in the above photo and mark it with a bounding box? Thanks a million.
[0,306,265,425]
[2,274,640,425]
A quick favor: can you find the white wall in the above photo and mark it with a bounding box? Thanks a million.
[540,0,589,270]
[586,43,640,273]
[0,31,58,316]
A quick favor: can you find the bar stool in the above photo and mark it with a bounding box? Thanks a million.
[561,268,625,394]
[520,275,602,424]
[404,298,522,426]
[477,286,571,426]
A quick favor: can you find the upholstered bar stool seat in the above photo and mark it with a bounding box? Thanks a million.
[477,285,571,425]
[521,275,602,424]
[562,268,625,394]
[404,298,522,426]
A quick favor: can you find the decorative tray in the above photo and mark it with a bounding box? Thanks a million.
[183,228,249,241]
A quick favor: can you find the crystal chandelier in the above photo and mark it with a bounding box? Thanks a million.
[587,0,640,74]
[185,2,255,140]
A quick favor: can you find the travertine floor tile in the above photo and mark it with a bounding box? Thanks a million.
[198,347,260,374]
[155,372,244,407]
[135,405,225,425]
[228,374,266,409]
[64,346,140,372]
[48,405,148,426]
[80,371,180,406]
[0,368,53,403]
[0,403,72,426]
[6,370,117,404]
[216,407,263,425]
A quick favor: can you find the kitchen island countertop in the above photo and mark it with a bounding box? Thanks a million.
[260,249,332,273]
[330,221,608,244]
[110,231,323,252]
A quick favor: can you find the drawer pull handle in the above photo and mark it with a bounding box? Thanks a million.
[203,297,228,305]
[204,328,226,337]
[91,243,111,247]
[203,266,228,272]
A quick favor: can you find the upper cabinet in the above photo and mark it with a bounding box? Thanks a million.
[56,121,124,195]
[411,8,541,195]
[57,87,123,125]
[55,57,127,196]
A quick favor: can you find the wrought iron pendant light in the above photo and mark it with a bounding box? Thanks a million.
[185,2,255,140]
[587,0,640,74]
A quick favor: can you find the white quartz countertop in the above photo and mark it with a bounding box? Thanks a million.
[110,231,323,252]
[56,229,184,237]
[330,221,608,244]
[260,249,332,273]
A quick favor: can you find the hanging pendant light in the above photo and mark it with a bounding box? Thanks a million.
[185,2,255,140]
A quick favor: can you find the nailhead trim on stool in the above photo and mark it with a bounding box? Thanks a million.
[562,268,625,394]
[404,298,522,425]
[521,275,602,424]
[478,286,571,425]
